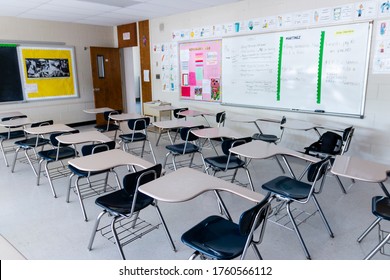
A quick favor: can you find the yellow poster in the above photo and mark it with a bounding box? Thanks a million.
[19,46,78,100]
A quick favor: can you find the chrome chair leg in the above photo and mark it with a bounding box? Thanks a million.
[10,147,21,173]
[44,161,57,198]
[364,232,390,260]
[154,202,177,252]
[111,216,126,260]
[88,210,107,251]
[335,175,347,194]
[0,140,9,166]
[66,173,75,203]
[312,195,334,238]
[147,140,157,164]
[286,202,311,260]
[357,217,382,243]
[74,177,88,221]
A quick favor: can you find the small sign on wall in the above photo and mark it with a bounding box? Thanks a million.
[122,32,130,41]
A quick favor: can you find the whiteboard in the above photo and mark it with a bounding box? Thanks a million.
[221,22,372,117]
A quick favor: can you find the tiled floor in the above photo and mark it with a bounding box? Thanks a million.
[0,124,389,260]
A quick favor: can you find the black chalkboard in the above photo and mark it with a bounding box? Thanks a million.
[0,45,24,102]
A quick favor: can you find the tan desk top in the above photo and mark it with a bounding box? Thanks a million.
[177,109,214,118]
[230,140,320,163]
[331,155,390,183]
[109,113,144,122]
[139,167,265,203]
[56,130,112,145]
[24,124,74,135]
[191,127,248,139]
[83,107,114,114]
[0,111,24,119]
[0,117,32,128]
[68,148,154,172]
[152,119,201,129]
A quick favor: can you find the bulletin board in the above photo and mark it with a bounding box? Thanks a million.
[18,46,79,100]
[179,40,222,102]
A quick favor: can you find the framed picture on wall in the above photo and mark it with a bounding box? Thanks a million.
[18,45,79,100]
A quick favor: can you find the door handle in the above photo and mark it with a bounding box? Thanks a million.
[93,88,100,92]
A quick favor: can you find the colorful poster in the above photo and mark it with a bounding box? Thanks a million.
[373,19,390,73]
[179,40,222,102]
[154,42,179,92]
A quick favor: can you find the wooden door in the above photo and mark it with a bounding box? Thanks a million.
[90,47,123,125]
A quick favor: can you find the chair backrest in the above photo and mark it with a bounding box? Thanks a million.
[216,111,226,127]
[173,108,188,119]
[307,157,330,182]
[81,141,116,156]
[239,193,271,236]
[340,126,354,155]
[1,115,27,122]
[50,130,79,147]
[103,110,121,121]
[179,125,204,142]
[122,164,162,214]
[127,117,150,131]
[221,137,252,156]
[305,131,342,155]
[31,120,53,128]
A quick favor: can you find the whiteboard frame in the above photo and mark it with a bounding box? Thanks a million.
[221,21,373,119]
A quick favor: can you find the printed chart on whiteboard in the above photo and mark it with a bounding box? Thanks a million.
[179,40,222,102]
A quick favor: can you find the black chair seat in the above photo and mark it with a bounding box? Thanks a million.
[262,176,312,200]
[252,133,278,143]
[204,155,245,170]
[166,143,199,154]
[181,215,247,260]
[372,196,390,220]
[38,147,77,161]
[95,123,119,132]
[95,189,153,216]
[14,137,50,148]
[0,130,25,140]
[119,132,146,142]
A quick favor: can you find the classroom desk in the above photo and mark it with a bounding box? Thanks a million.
[230,115,280,135]
[331,155,390,197]
[191,126,250,155]
[83,107,114,114]
[139,167,265,221]
[56,130,112,146]
[152,119,202,145]
[108,113,144,123]
[229,139,320,179]
[0,111,25,120]
[68,148,155,173]
[282,119,347,137]
[24,123,75,135]
[177,109,214,126]
[0,116,32,167]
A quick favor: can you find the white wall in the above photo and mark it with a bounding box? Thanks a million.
[0,16,116,125]
[149,0,390,163]
[122,46,140,113]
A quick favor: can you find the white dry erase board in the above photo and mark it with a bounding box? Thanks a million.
[221,22,372,118]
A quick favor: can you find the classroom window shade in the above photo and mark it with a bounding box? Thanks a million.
[221,22,372,118]
[179,40,222,102]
